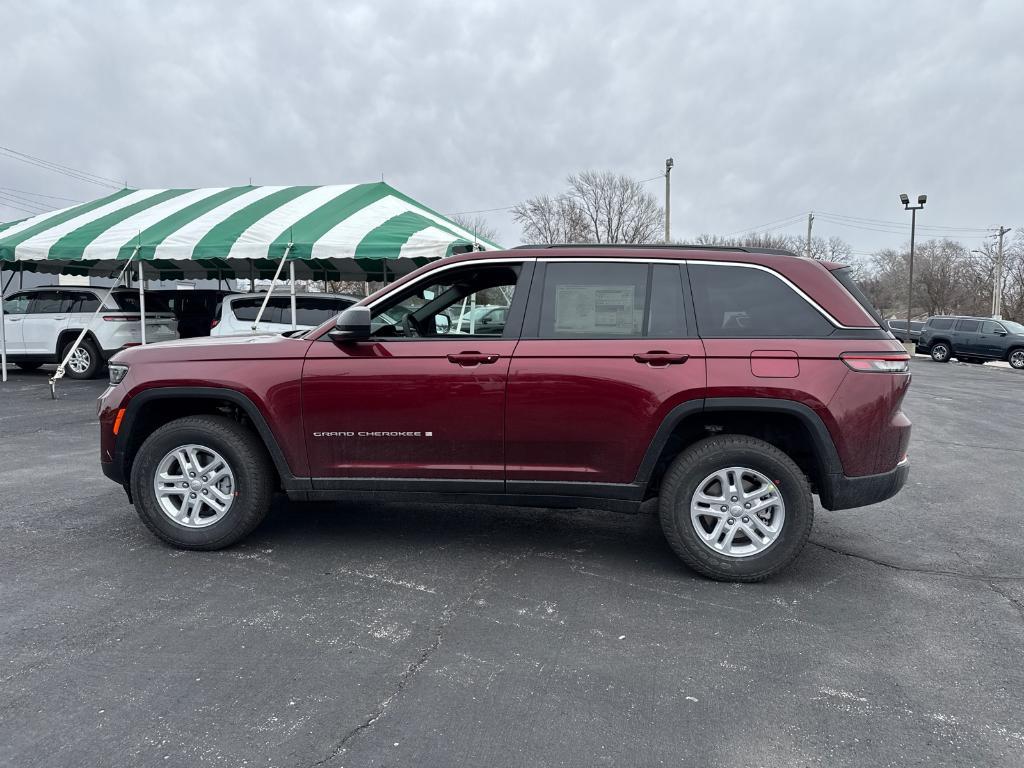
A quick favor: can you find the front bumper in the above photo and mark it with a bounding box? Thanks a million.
[818,459,909,511]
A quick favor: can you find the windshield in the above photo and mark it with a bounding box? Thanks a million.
[1002,320,1024,334]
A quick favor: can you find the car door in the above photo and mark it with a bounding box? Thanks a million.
[1,291,30,354]
[952,318,982,356]
[22,291,72,355]
[977,320,1008,358]
[505,259,706,491]
[302,259,532,489]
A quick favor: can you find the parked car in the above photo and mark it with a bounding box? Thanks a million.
[886,319,924,343]
[149,289,231,338]
[99,245,911,582]
[2,286,177,378]
[917,315,1024,368]
[210,293,358,336]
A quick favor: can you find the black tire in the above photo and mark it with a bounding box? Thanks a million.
[930,342,951,363]
[658,435,814,582]
[129,415,276,550]
[61,337,101,379]
[1009,348,1024,370]
[15,361,43,371]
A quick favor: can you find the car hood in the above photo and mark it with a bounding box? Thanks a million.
[111,332,313,364]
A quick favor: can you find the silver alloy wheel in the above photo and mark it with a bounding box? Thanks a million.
[153,444,236,528]
[1010,350,1024,369]
[689,466,786,558]
[932,344,949,361]
[67,346,91,374]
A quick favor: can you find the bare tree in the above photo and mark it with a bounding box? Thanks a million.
[449,213,499,245]
[513,171,663,244]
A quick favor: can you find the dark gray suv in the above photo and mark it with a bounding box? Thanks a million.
[917,316,1024,369]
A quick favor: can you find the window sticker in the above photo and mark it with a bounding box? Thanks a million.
[555,285,637,334]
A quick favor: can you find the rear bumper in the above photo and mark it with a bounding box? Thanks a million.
[819,459,909,511]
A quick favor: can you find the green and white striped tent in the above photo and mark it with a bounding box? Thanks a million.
[0,182,502,280]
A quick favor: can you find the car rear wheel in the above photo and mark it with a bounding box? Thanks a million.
[658,435,814,582]
[930,343,951,363]
[130,415,275,549]
[1009,348,1024,370]
[61,338,101,379]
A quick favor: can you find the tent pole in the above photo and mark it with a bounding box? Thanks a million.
[138,260,147,345]
[50,251,137,398]
[250,261,255,293]
[1,265,8,383]
[252,245,291,333]
[289,261,297,330]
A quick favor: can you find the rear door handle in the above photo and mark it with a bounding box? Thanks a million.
[633,351,690,366]
[447,351,500,366]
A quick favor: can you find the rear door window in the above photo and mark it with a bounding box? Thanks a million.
[955,319,981,332]
[689,264,832,338]
[538,262,648,338]
[929,318,954,330]
[27,291,67,314]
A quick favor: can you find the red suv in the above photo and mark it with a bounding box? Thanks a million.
[98,246,911,581]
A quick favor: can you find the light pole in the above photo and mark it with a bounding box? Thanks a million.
[664,158,673,243]
[900,193,926,346]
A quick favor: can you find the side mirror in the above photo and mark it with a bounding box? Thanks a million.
[328,306,371,342]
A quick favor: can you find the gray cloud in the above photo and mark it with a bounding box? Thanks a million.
[1,0,1021,255]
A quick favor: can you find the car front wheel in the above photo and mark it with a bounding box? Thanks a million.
[1009,348,1024,370]
[130,415,275,549]
[930,343,951,363]
[658,435,814,582]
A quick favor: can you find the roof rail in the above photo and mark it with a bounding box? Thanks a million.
[511,243,801,257]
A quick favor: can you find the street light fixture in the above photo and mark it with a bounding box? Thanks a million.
[900,193,926,347]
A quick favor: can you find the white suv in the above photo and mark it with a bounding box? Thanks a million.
[210,293,358,336]
[2,287,178,379]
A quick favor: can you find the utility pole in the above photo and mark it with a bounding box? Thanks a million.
[992,226,1011,319]
[900,193,927,348]
[664,158,673,243]
[806,212,814,258]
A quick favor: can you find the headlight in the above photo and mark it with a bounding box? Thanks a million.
[108,364,129,385]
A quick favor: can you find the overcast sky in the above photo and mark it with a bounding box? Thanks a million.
[1,0,1021,259]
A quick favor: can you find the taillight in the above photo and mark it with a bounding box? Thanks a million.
[210,318,219,328]
[840,352,911,373]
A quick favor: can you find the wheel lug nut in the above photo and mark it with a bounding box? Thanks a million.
[731,496,738,502]
[181,482,188,488]
[190,492,197,498]
[744,503,751,509]
[202,489,208,495]
[727,518,735,525]
[202,476,208,482]
[720,505,728,512]
[189,472,196,478]
[742,516,749,523]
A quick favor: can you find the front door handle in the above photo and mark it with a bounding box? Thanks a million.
[447,351,500,366]
[633,351,690,366]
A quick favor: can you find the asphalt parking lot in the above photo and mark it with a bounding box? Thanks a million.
[1,360,1023,768]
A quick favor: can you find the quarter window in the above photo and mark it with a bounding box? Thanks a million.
[689,264,832,338]
[929,318,954,330]
[955,319,980,332]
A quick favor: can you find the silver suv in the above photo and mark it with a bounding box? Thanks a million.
[1,287,178,378]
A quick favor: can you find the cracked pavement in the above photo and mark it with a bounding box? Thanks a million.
[1,359,1023,767]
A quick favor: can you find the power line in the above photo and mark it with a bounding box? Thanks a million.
[815,210,993,233]
[0,186,84,203]
[723,212,806,237]
[446,205,516,216]
[0,190,55,213]
[0,145,123,189]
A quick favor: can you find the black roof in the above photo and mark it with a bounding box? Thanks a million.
[511,243,800,257]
